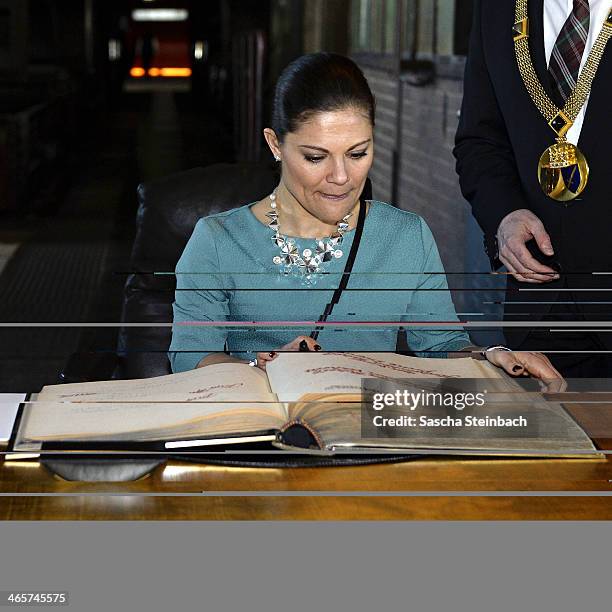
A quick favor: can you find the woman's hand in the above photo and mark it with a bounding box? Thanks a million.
[484,350,566,392]
[255,335,322,371]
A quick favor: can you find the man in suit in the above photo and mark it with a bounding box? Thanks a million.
[454,0,612,377]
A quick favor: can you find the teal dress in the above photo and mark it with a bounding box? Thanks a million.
[169,201,471,373]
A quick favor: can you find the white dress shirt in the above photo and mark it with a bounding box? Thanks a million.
[543,0,609,143]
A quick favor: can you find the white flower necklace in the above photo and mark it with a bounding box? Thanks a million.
[266,191,352,284]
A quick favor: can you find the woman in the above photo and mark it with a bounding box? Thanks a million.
[169,53,562,383]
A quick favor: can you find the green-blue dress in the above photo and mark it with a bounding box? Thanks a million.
[169,200,471,372]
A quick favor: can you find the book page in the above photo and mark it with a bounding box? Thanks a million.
[0,393,26,444]
[266,352,501,402]
[267,353,597,456]
[6,395,43,458]
[20,363,286,443]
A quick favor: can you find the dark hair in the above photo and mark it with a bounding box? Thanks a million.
[271,53,375,141]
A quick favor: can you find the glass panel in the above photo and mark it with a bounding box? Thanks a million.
[384,0,398,54]
[359,0,372,51]
[436,0,456,56]
[370,0,383,52]
[402,0,417,57]
[352,0,473,58]
[350,0,361,51]
[417,0,435,57]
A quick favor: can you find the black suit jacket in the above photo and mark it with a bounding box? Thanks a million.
[454,0,612,348]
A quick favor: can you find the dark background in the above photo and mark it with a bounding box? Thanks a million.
[0,0,484,391]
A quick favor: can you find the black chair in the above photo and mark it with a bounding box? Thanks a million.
[116,161,282,379]
[61,162,279,382]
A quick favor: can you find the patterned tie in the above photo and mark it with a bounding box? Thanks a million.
[548,0,590,102]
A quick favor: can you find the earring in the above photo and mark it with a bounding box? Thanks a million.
[274,155,281,162]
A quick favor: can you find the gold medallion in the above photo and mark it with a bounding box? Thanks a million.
[537,139,589,201]
[512,0,612,203]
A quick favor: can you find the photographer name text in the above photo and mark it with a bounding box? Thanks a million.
[370,390,527,428]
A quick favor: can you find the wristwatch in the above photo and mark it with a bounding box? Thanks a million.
[480,345,512,359]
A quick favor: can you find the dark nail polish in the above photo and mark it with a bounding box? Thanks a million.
[299,340,310,351]
[314,344,321,351]
[269,352,276,358]
[512,365,523,373]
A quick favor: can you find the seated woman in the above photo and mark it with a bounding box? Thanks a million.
[169,52,561,382]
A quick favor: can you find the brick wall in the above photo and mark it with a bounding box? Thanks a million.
[361,68,396,205]
[362,64,468,272]
[360,61,506,344]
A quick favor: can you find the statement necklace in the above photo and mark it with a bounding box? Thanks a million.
[513,0,612,201]
[266,191,351,284]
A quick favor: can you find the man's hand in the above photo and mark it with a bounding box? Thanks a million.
[497,209,560,283]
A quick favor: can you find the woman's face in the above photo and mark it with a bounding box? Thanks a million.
[267,107,374,226]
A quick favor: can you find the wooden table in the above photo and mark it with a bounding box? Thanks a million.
[2,405,612,520]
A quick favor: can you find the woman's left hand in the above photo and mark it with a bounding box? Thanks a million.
[484,350,566,392]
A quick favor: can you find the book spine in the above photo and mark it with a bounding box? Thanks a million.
[277,419,323,450]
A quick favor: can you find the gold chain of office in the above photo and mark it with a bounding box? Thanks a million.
[512,0,612,201]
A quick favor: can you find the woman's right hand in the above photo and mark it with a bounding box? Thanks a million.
[255,335,322,370]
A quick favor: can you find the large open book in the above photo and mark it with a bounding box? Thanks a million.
[13,353,597,456]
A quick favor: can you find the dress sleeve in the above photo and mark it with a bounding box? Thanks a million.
[402,218,472,357]
[168,218,230,372]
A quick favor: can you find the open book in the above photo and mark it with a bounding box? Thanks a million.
[14,352,597,456]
